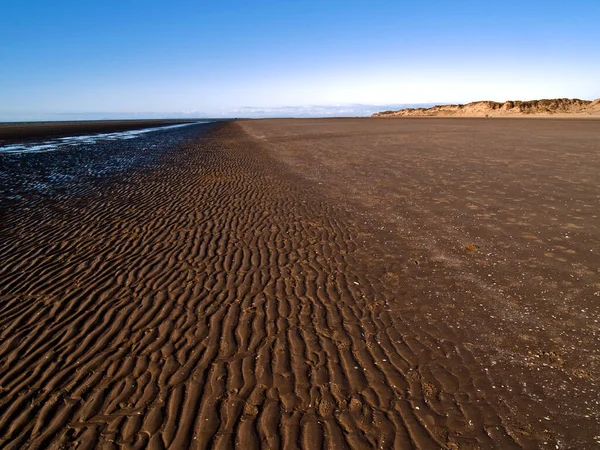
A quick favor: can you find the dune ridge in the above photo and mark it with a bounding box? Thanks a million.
[373,98,600,117]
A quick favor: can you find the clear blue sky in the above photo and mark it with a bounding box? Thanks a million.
[1,0,599,118]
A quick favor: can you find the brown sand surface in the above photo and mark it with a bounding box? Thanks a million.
[0,119,203,145]
[242,118,600,448]
[0,119,599,448]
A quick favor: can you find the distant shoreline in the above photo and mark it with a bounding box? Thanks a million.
[0,119,224,145]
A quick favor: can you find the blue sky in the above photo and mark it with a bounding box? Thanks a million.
[1,0,599,119]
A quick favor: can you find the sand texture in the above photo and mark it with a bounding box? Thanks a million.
[374,98,600,117]
[1,119,599,448]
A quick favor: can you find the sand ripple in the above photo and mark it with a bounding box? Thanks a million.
[0,123,519,449]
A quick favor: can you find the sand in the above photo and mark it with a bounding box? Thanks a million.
[1,119,599,448]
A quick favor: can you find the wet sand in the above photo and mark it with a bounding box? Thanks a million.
[0,119,599,448]
[0,119,204,145]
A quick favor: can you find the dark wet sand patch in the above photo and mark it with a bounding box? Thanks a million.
[0,119,208,145]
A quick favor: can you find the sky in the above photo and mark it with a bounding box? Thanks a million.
[1,0,599,119]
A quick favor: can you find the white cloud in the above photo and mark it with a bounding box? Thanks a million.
[229,103,434,118]
[0,104,435,121]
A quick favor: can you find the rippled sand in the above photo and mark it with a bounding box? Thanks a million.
[1,119,598,448]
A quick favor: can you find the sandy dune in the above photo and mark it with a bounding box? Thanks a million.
[374,98,600,117]
[1,119,599,448]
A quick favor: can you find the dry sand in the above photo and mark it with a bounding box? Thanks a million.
[0,119,599,448]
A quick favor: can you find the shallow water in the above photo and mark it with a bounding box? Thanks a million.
[0,122,210,154]
[0,121,216,205]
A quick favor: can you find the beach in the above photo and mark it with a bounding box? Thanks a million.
[1,118,599,448]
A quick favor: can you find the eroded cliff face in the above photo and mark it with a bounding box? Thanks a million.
[374,98,600,117]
